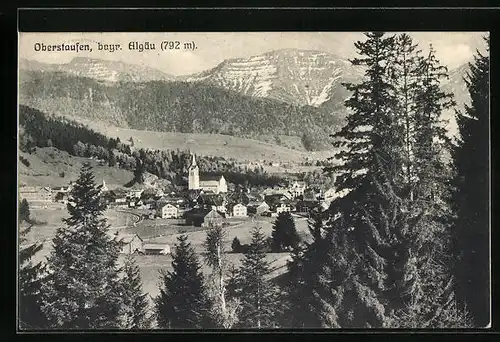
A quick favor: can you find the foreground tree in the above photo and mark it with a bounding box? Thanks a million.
[326,31,401,327]
[234,226,279,328]
[41,163,123,329]
[155,234,212,328]
[19,199,31,224]
[452,35,490,327]
[284,210,337,327]
[271,212,300,252]
[120,255,151,329]
[202,223,240,328]
[19,225,47,329]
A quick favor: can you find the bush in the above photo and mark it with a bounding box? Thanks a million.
[19,156,30,167]
[231,236,242,253]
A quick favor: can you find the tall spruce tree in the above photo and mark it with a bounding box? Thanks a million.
[120,254,151,329]
[452,35,490,327]
[284,210,340,327]
[41,163,123,329]
[236,226,279,328]
[271,212,300,252]
[155,234,212,329]
[19,225,47,329]
[326,31,401,327]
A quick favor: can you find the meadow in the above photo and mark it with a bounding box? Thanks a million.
[24,204,311,302]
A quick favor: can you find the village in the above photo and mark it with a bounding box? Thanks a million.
[19,153,339,258]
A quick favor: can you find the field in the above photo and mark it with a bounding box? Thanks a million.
[62,115,336,164]
[18,147,134,189]
[23,203,311,303]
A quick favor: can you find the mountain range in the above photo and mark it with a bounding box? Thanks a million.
[18,49,471,148]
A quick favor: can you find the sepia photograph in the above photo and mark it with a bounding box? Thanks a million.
[17,31,490,330]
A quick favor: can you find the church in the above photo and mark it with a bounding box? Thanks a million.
[188,154,228,194]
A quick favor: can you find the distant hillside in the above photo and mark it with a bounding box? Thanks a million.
[19,70,345,150]
[19,57,174,83]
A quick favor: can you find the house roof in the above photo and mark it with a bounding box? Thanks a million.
[200,174,224,182]
[205,209,224,219]
[143,244,169,250]
[115,233,143,244]
[160,203,178,209]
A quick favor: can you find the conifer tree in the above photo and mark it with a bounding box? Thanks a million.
[19,225,47,330]
[19,199,31,224]
[284,210,336,327]
[155,234,212,328]
[231,236,242,253]
[236,226,279,328]
[271,212,300,252]
[452,35,490,327]
[41,163,123,329]
[120,254,151,329]
[326,31,401,327]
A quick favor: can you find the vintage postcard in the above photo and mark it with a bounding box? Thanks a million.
[17,31,490,330]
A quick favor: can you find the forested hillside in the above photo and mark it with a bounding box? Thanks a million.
[19,105,285,188]
[19,70,345,150]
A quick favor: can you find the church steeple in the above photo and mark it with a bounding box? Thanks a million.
[188,153,200,190]
[190,153,197,169]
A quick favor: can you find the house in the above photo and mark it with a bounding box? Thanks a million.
[143,243,171,255]
[184,208,209,227]
[128,189,144,199]
[188,154,227,194]
[231,203,247,218]
[197,193,226,212]
[248,201,270,216]
[295,200,319,214]
[19,186,53,203]
[113,233,144,254]
[185,208,225,227]
[289,181,306,198]
[320,201,331,211]
[323,187,336,201]
[157,203,179,219]
[203,209,225,227]
[276,203,291,214]
[264,194,290,210]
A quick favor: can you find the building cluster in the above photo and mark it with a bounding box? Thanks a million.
[20,154,340,230]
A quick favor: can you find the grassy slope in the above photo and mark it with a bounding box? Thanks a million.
[62,115,335,164]
[18,147,134,188]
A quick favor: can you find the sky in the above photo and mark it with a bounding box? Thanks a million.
[19,32,488,76]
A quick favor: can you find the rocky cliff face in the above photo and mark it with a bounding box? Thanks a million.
[182,49,364,107]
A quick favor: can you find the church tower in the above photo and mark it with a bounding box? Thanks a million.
[188,153,200,190]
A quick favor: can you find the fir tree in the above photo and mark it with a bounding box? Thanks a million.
[236,226,279,328]
[134,157,145,184]
[326,32,401,327]
[19,225,47,330]
[452,35,490,327]
[120,254,151,329]
[41,163,123,329]
[271,212,300,252]
[108,149,117,167]
[284,210,335,327]
[155,234,212,329]
[231,236,242,253]
[19,199,31,224]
